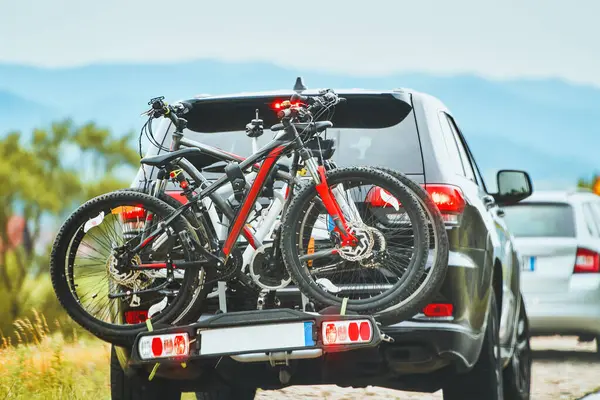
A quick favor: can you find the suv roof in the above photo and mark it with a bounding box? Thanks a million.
[518,189,598,204]
[187,88,414,102]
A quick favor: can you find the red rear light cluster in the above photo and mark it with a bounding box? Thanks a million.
[574,248,600,273]
[138,333,190,360]
[124,310,148,324]
[423,184,465,214]
[365,187,401,208]
[422,303,453,317]
[121,206,148,222]
[322,319,373,345]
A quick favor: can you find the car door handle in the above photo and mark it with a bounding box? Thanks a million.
[482,195,495,210]
[496,208,505,217]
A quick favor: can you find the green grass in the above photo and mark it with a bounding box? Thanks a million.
[0,312,111,399]
[0,313,206,399]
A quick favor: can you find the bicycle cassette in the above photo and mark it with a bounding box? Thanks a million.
[249,243,292,290]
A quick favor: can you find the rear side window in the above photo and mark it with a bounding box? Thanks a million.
[502,202,575,238]
[583,202,600,237]
[178,93,424,174]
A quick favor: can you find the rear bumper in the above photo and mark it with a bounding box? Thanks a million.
[118,318,483,393]
[526,300,600,335]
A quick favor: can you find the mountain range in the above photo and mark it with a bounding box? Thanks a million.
[1,59,598,190]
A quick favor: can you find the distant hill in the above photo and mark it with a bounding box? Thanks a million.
[1,60,598,188]
[0,91,58,134]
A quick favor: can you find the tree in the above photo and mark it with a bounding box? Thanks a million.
[0,119,139,330]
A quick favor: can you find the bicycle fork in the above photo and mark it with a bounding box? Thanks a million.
[299,148,358,246]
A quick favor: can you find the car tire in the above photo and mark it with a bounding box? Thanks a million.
[503,298,532,399]
[443,290,503,400]
[110,347,182,400]
[195,385,257,400]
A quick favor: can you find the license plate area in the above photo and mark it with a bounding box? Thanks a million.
[522,256,536,271]
[199,321,315,356]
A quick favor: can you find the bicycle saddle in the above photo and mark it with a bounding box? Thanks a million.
[140,148,203,167]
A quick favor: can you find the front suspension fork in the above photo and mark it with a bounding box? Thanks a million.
[299,148,356,245]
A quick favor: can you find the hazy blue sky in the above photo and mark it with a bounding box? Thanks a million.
[1,0,598,85]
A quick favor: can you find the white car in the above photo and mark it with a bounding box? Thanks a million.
[502,189,600,352]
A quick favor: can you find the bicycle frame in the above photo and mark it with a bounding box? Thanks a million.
[128,119,356,266]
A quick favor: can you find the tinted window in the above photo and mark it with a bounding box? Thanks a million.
[166,94,424,173]
[502,203,575,238]
[446,115,477,182]
[438,114,464,176]
[583,202,600,237]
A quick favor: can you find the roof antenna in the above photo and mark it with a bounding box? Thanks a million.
[293,76,307,93]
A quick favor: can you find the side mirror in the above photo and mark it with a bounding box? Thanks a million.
[493,169,533,205]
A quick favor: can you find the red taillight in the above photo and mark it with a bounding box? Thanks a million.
[165,190,188,205]
[574,248,600,273]
[423,303,453,317]
[124,310,148,324]
[121,207,147,222]
[322,320,373,345]
[139,333,190,360]
[365,187,401,208]
[423,184,465,214]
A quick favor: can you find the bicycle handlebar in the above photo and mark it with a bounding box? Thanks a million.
[146,97,190,131]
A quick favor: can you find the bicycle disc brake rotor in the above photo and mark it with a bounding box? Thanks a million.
[337,222,375,262]
[107,253,153,290]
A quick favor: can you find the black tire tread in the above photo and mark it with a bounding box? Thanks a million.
[370,166,449,323]
[110,346,181,400]
[281,166,429,317]
[50,190,200,346]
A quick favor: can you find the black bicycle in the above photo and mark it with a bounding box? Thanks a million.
[50,89,432,345]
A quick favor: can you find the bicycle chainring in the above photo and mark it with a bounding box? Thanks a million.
[249,243,292,290]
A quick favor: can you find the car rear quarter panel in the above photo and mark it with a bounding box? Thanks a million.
[411,93,508,337]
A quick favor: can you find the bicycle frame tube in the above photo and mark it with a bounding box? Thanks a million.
[221,144,286,258]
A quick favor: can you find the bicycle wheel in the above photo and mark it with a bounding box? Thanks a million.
[50,190,203,346]
[370,166,449,323]
[114,187,214,325]
[281,166,429,318]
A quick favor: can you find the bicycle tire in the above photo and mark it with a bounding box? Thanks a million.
[114,187,213,325]
[370,166,449,323]
[50,190,202,346]
[281,166,429,317]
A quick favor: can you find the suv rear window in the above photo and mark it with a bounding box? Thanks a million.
[502,202,576,238]
[172,93,424,173]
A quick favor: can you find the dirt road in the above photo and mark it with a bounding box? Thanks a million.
[255,336,600,400]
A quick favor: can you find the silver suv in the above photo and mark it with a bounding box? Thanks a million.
[503,189,600,353]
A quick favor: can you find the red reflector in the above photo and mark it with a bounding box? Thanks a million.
[124,310,148,324]
[365,187,401,208]
[422,184,465,214]
[322,320,373,345]
[151,337,163,356]
[423,303,454,317]
[359,322,371,341]
[166,191,189,205]
[574,248,600,273]
[348,322,359,341]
